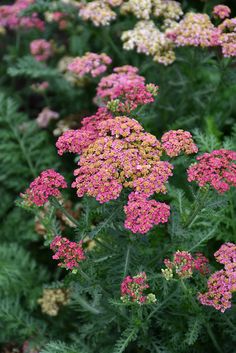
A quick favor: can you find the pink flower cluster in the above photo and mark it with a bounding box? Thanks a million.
[36,107,59,128]
[199,243,236,312]
[187,149,236,193]
[30,39,53,62]
[214,243,236,279]
[69,116,173,223]
[25,169,67,206]
[162,251,209,280]
[56,107,112,155]
[213,5,231,20]
[68,52,112,78]
[121,272,155,304]
[218,18,236,57]
[50,236,86,271]
[167,13,220,48]
[96,65,158,112]
[124,192,170,234]
[70,116,173,233]
[161,130,198,157]
[0,0,44,31]
[167,8,236,58]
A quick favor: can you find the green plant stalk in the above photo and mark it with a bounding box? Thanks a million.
[185,188,209,228]
[50,196,80,227]
[206,324,223,353]
[123,245,131,278]
[77,295,100,315]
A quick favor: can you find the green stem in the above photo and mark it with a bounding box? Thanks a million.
[77,295,100,315]
[50,196,80,227]
[123,245,131,278]
[147,289,178,321]
[188,226,216,252]
[79,269,92,282]
[93,237,115,252]
[206,324,223,353]
[185,189,209,228]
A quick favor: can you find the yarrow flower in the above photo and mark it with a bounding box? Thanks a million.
[96,65,158,111]
[30,39,53,62]
[161,130,198,157]
[121,272,156,304]
[152,0,183,20]
[218,18,236,57]
[187,149,236,193]
[107,81,158,113]
[214,243,236,278]
[213,5,231,20]
[96,65,145,100]
[199,242,236,312]
[121,20,176,65]
[124,192,170,234]
[167,12,220,48]
[36,107,59,128]
[56,107,113,155]
[24,169,67,206]
[120,0,152,20]
[71,116,171,200]
[79,1,116,26]
[38,288,69,316]
[67,52,112,78]
[162,251,209,280]
[0,0,44,31]
[50,235,86,271]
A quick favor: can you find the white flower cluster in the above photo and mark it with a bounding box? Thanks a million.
[121,20,176,65]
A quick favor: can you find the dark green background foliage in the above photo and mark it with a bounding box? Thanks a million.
[0,1,236,352]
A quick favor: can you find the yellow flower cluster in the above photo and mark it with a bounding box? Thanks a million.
[38,288,70,316]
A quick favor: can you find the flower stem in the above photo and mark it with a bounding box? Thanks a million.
[185,189,209,228]
[123,245,131,278]
[206,324,223,353]
[50,196,80,227]
[77,295,100,315]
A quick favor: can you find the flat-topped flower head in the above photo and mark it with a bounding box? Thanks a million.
[56,107,112,155]
[67,52,112,78]
[187,149,236,193]
[214,242,236,277]
[0,0,44,31]
[96,65,145,103]
[215,243,236,266]
[25,169,67,206]
[162,251,209,280]
[50,235,86,271]
[167,13,220,47]
[152,0,183,20]
[121,272,156,304]
[121,20,176,65]
[161,129,198,157]
[199,243,236,312]
[218,18,236,57]
[124,192,170,234]
[79,1,116,26]
[71,116,172,208]
[198,270,233,312]
[30,39,53,62]
[213,5,231,20]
